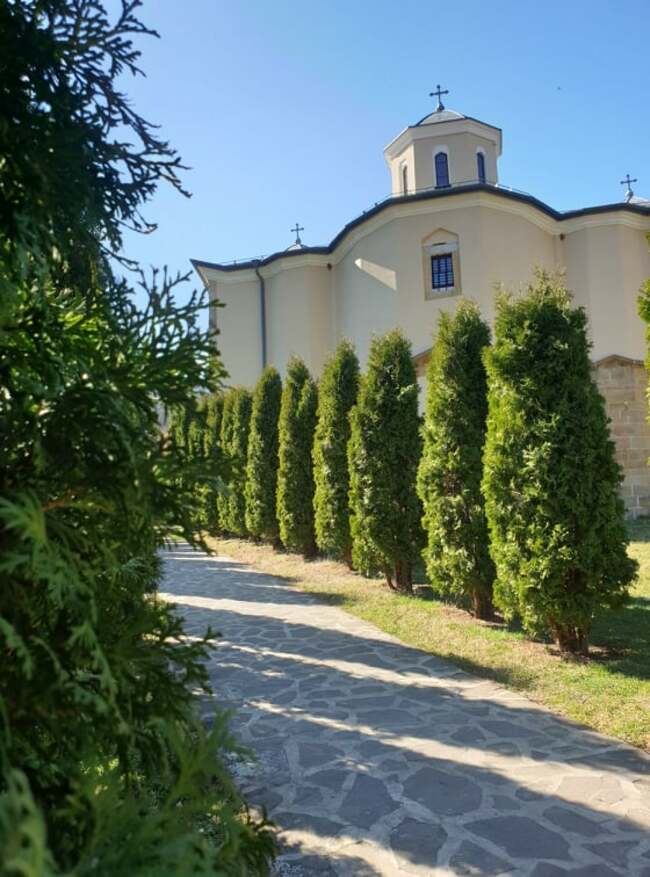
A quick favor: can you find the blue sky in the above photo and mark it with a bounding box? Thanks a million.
[113,0,649,310]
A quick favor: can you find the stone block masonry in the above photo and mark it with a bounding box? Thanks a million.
[595,355,650,519]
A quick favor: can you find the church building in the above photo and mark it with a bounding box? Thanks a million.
[192,91,650,516]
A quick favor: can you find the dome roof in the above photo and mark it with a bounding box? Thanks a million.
[626,194,650,206]
[415,108,466,126]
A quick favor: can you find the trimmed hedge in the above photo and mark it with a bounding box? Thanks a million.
[245,367,282,541]
[482,271,636,654]
[313,340,359,563]
[417,301,495,618]
[348,330,423,593]
[277,357,318,556]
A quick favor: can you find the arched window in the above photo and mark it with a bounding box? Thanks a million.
[477,151,486,184]
[402,164,409,195]
[435,152,450,188]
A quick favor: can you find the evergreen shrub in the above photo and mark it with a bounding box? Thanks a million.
[348,330,423,593]
[417,301,495,618]
[218,388,252,536]
[313,340,359,563]
[482,271,636,653]
[203,393,225,533]
[0,2,274,871]
[277,357,318,555]
[245,367,282,541]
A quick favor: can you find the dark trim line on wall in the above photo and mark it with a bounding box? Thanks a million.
[191,184,650,276]
[254,261,267,369]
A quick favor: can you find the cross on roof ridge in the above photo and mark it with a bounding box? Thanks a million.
[620,174,638,203]
[291,222,304,245]
[429,84,449,112]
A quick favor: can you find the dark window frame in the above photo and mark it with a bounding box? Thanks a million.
[477,151,486,184]
[434,151,450,188]
[431,253,454,290]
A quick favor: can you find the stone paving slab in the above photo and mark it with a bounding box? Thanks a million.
[161,544,650,876]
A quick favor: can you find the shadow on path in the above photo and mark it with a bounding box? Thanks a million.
[162,544,650,877]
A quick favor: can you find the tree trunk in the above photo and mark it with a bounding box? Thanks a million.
[303,535,317,560]
[471,588,494,621]
[554,624,589,656]
[393,558,413,595]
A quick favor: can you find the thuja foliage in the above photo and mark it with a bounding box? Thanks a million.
[203,393,225,533]
[245,367,282,541]
[348,330,423,593]
[638,233,650,402]
[0,1,274,873]
[482,271,636,654]
[218,388,253,536]
[277,357,319,556]
[313,340,360,564]
[417,302,495,618]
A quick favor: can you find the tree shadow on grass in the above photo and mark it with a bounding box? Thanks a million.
[588,595,650,680]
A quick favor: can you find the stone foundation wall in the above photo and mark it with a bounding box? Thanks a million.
[594,356,650,519]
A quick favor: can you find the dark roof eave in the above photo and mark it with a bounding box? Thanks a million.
[191,185,650,275]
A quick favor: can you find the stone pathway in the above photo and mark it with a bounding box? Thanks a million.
[161,544,650,876]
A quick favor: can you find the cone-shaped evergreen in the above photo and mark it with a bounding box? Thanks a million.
[202,393,224,532]
[216,391,235,532]
[186,397,207,461]
[313,341,360,563]
[483,271,636,654]
[348,330,423,593]
[217,387,252,535]
[417,301,495,618]
[277,357,318,555]
[245,367,282,541]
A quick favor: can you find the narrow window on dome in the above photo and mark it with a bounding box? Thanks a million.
[477,152,486,184]
[402,164,409,195]
[431,253,454,290]
[435,152,450,188]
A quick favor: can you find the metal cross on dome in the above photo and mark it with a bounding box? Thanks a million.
[620,174,637,202]
[291,222,304,245]
[429,84,449,112]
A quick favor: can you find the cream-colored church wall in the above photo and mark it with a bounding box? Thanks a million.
[331,223,401,368]
[265,264,333,377]
[389,143,415,194]
[212,276,262,388]
[331,200,557,367]
[564,224,650,362]
[205,202,648,392]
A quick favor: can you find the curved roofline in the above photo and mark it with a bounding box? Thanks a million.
[191,184,650,275]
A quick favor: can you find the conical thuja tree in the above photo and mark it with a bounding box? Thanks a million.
[216,390,236,533]
[277,357,318,556]
[348,329,423,593]
[313,340,359,564]
[483,270,636,654]
[202,392,224,533]
[245,367,282,541]
[218,387,252,536]
[417,301,495,618]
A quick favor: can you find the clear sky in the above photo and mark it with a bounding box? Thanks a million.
[111,0,649,312]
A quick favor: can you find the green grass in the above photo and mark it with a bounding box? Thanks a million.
[209,522,650,750]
